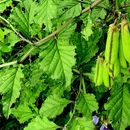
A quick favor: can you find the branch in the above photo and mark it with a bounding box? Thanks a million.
[0,61,17,68]
[0,0,102,67]
[81,0,102,14]
[34,18,74,46]
[20,0,102,62]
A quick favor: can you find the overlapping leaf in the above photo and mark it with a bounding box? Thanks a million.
[0,0,12,13]
[10,0,37,38]
[61,2,81,20]
[40,94,70,118]
[105,85,130,130]
[0,66,24,117]
[71,28,101,65]
[24,116,58,130]
[0,30,20,53]
[82,15,93,41]
[19,63,46,105]
[11,104,37,123]
[91,8,107,22]
[68,117,95,130]
[76,92,98,117]
[35,0,57,31]
[39,40,76,87]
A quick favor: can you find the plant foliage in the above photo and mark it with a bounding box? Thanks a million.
[0,0,130,130]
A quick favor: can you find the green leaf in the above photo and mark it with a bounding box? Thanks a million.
[11,104,37,123]
[10,0,37,38]
[76,92,98,117]
[39,40,76,87]
[24,116,58,130]
[82,15,93,41]
[6,32,20,47]
[46,84,65,97]
[71,29,101,65]
[39,94,70,118]
[0,28,20,53]
[58,23,76,41]
[91,8,107,22]
[0,0,12,13]
[19,63,46,105]
[105,85,130,130]
[68,117,95,130]
[61,3,81,20]
[0,66,24,118]
[35,0,57,31]
[0,29,4,42]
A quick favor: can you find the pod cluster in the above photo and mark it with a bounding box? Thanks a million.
[94,19,130,88]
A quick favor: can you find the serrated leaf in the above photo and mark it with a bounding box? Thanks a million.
[68,117,95,130]
[61,3,81,20]
[39,40,76,87]
[0,66,24,118]
[10,0,37,38]
[91,8,107,22]
[82,15,93,41]
[39,95,70,118]
[35,0,57,31]
[0,29,20,53]
[105,85,130,130]
[20,63,46,105]
[47,84,65,97]
[76,92,98,117]
[58,24,76,41]
[24,116,58,130]
[71,29,101,65]
[11,104,37,123]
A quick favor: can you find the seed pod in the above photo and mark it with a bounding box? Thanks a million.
[105,24,119,64]
[113,59,120,77]
[121,19,130,64]
[103,62,110,87]
[119,35,127,68]
[94,56,103,86]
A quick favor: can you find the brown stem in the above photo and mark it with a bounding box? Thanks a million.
[121,3,130,8]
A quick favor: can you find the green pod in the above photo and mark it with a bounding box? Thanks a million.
[105,24,114,63]
[119,36,127,68]
[94,59,99,84]
[121,20,130,64]
[110,78,114,88]
[108,63,114,79]
[94,56,103,86]
[110,26,119,64]
[105,24,119,64]
[103,62,110,87]
[113,59,120,77]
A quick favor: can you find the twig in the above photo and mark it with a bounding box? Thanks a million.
[64,76,82,129]
[121,3,130,8]
[0,16,33,45]
[0,61,17,68]
[34,18,74,46]
[81,0,101,14]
